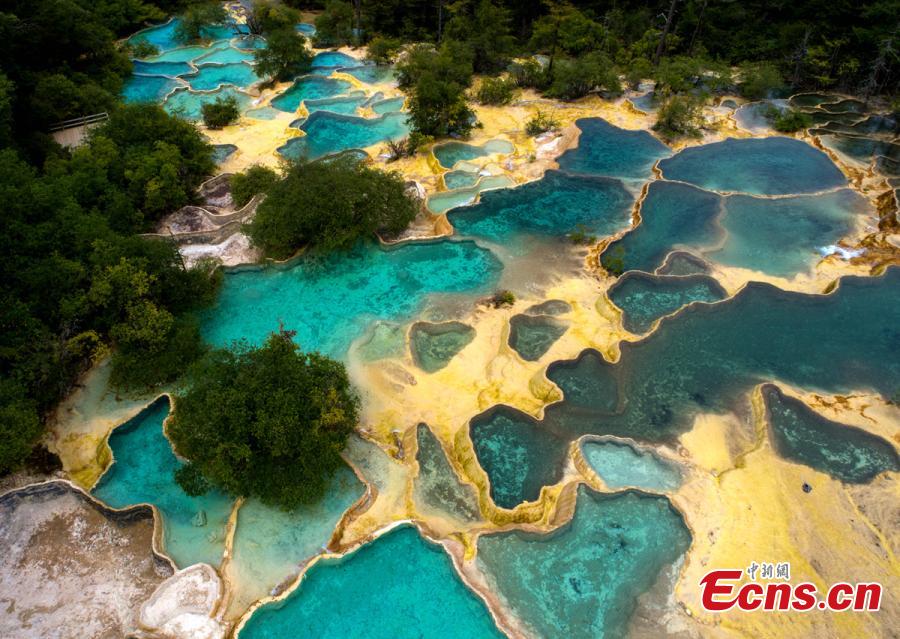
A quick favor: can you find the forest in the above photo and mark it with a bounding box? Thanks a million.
[0,0,897,477]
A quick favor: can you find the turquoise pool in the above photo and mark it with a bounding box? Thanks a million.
[202,240,501,358]
[238,526,504,639]
[92,398,234,568]
[476,487,691,639]
[278,111,409,160]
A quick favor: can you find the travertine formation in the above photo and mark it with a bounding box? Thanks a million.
[0,481,173,638]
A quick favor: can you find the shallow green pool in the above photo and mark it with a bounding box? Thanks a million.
[92,398,233,568]
[476,487,691,639]
[202,240,501,358]
[239,526,504,639]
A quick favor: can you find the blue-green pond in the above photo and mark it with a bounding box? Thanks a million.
[92,397,233,568]
[763,385,900,483]
[238,526,504,639]
[279,111,409,160]
[476,487,691,639]
[608,271,727,334]
[202,240,501,358]
[581,440,682,492]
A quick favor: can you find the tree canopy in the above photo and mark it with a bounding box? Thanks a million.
[0,102,219,474]
[397,41,475,137]
[168,330,359,510]
[253,28,313,82]
[246,156,418,258]
[307,0,899,96]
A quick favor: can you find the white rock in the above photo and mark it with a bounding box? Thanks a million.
[140,564,226,639]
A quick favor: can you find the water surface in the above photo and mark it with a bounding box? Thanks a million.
[476,487,691,639]
[92,398,233,568]
[203,240,501,358]
[763,385,900,483]
[239,526,504,639]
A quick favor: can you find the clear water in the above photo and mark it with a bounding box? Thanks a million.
[601,180,722,273]
[238,526,504,639]
[296,23,316,36]
[132,59,192,76]
[202,240,502,358]
[789,93,841,108]
[234,35,268,50]
[227,465,365,615]
[164,86,252,120]
[658,137,847,195]
[820,98,866,114]
[343,65,396,84]
[152,44,226,64]
[471,269,900,501]
[733,100,789,134]
[246,106,280,120]
[196,46,256,65]
[303,93,368,116]
[443,170,480,190]
[449,171,633,248]
[127,18,182,52]
[608,272,727,334]
[628,92,658,113]
[557,118,670,180]
[714,189,865,277]
[470,409,570,508]
[185,63,260,91]
[92,398,234,568]
[311,51,364,69]
[122,75,179,103]
[655,251,710,276]
[763,385,900,483]
[604,178,864,277]
[370,96,405,114]
[413,424,481,523]
[476,487,691,639]
[353,321,407,361]
[508,314,568,361]
[427,175,514,214]
[818,134,900,166]
[213,144,238,164]
[581,440,682,491]
[433,139,514,169]
[410,321,476,373]
[270,76,353,113]
[526,299,572,315]
[278,111,409,161]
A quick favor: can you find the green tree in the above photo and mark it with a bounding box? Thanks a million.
[399,41,475,137]
[445,0,515,73]
[168,330,360,510]
[366,35,403,64]
[230,165,280,207]
[201,95,241,129]
[525,109,559,136]
[476,77,518,105]
[253,28,313,82]
[176,2,228,42]
[246,0,300,35]
[0,72,14,147]
[314,0,355,47]
[653,94,705,139]
[247,156,417,258]
[738,61,785,99]
[0,382,44,475]
[544,52,621,100]
[768,108,813,133]
[530,4,607,70]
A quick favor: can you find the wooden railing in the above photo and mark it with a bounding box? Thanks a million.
[48,112,109,133]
